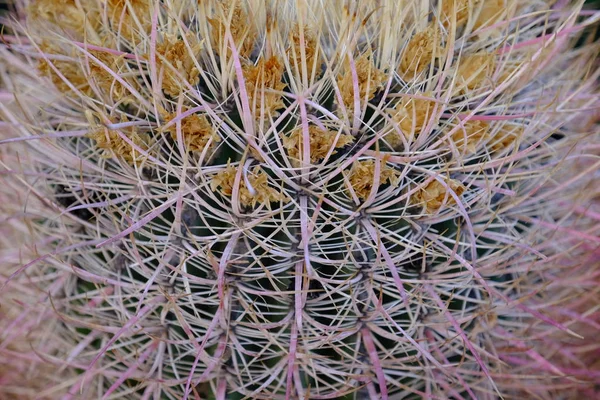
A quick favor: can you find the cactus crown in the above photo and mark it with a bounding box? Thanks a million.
[1,0,599,399]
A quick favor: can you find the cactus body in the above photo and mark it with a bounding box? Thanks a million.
[0,1,599,399]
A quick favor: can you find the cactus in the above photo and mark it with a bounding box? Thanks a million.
[0,0,599,399]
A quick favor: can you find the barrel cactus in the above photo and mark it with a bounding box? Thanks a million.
[1,0,599,399]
